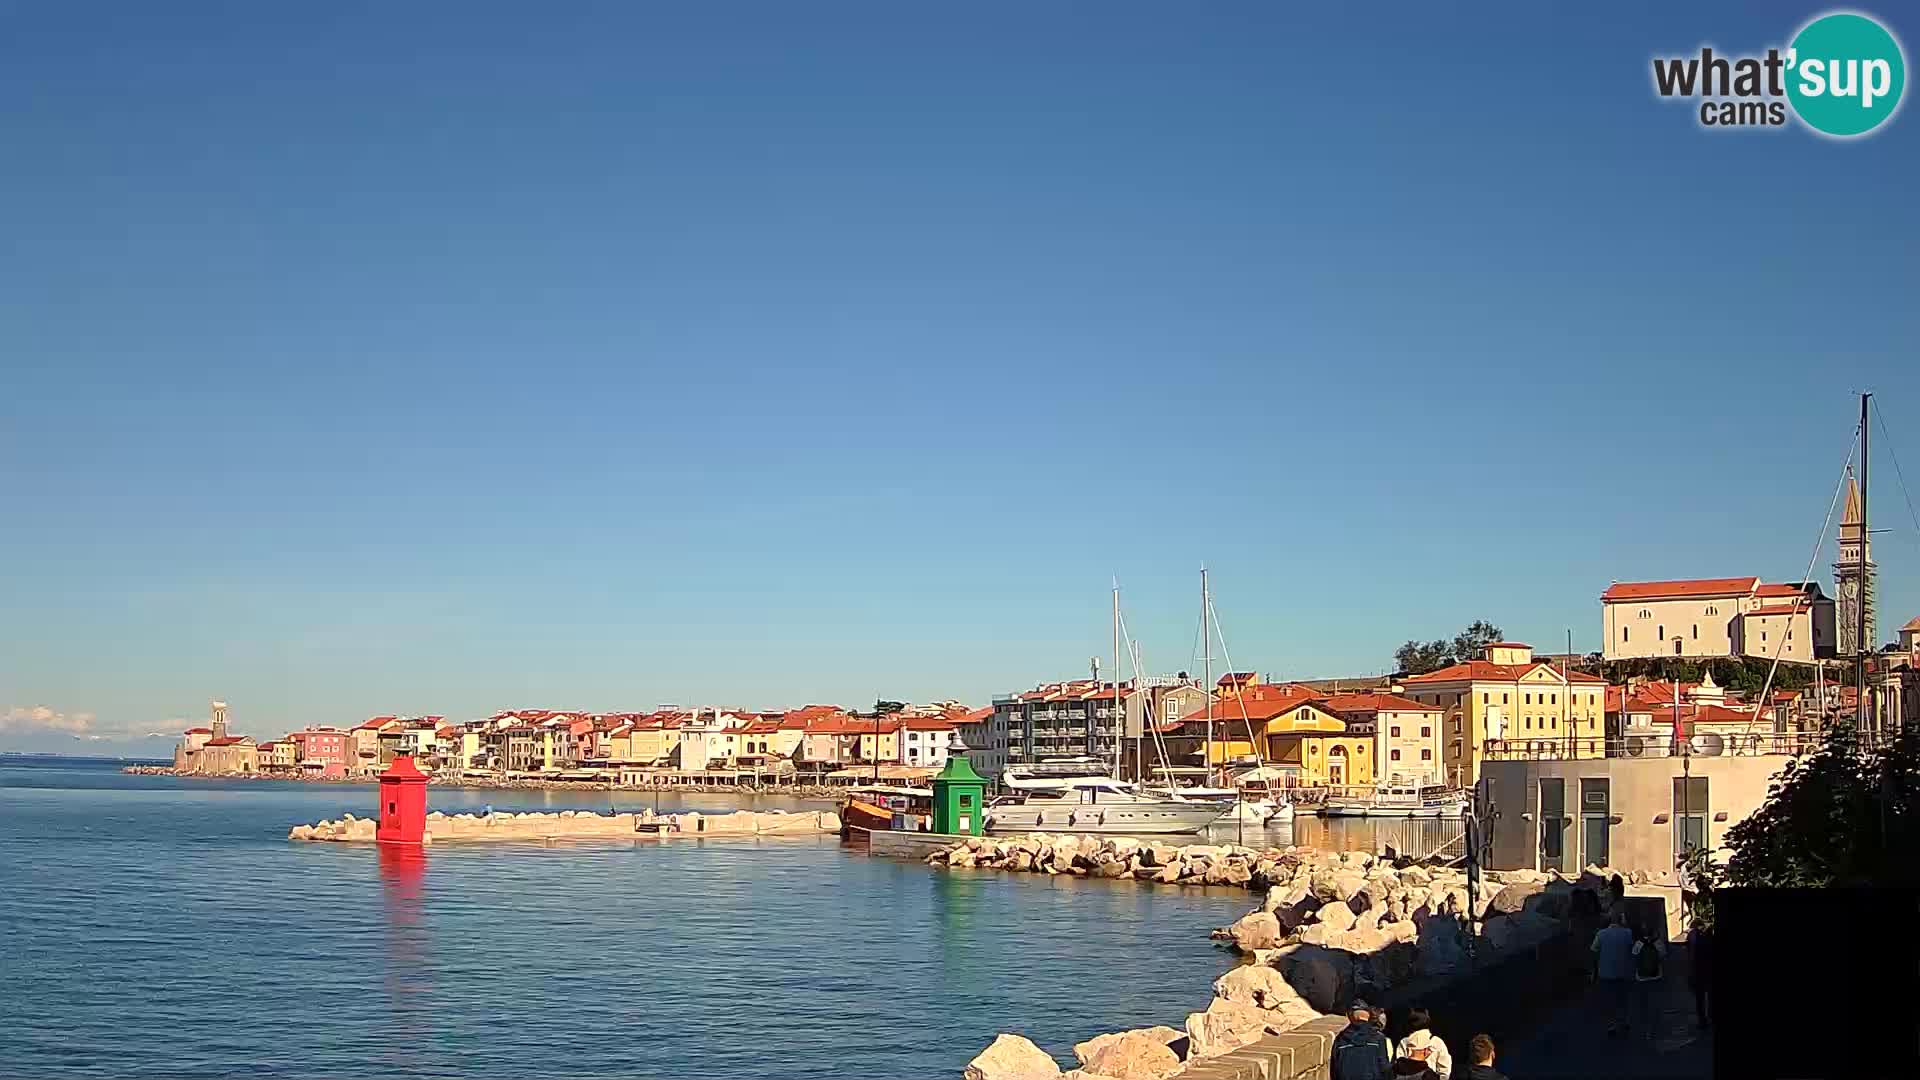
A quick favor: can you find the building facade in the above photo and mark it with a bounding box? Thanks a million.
[1601,577,1835,663]
[173,701,259,775]
[290,727,348,778]
[1399,643,1608,787]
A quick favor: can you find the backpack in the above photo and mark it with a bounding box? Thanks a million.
[1636,939,1663,978]
[1333,1026,1390,1080]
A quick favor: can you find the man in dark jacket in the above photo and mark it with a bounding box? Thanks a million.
[1688,924,1714,1029]
[1463,1034,1507,1080]
[1333,1002,1393,1080]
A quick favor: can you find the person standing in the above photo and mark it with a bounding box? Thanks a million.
[1631,929,1665,1042]
[1395,1007,1453,1080]
[1688,923,1714,1029]
[1590,911,1636,1035]
[1332,1002,1393,1080]
[1371,1003,1395,1061]
[1463,1034,1507,1080]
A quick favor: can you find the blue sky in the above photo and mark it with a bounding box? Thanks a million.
[3,2,1916,750]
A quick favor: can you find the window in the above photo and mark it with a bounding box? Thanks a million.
[1706,605,1718,616]
[1421,749,1432,760]
[1502,694,1509,704]
[1674,777,1709,862]
[1524,693,1532,705]
[1639,609,1652,619]
[1390,725,1401,737]
[1658,624,1665,640]
[1691,624,1698,639]
[1451,718,1462,734]
[1481,693,1489,704]
[1390,749,1402,761]
[1421,726,1432,737]
[1623,627,1630,642]
[1524,717,1531,729]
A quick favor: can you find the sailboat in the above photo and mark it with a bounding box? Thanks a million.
[982,583,1231,836]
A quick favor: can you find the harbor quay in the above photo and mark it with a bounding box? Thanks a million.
[943,834,1653,1080]
[289,805,842,844]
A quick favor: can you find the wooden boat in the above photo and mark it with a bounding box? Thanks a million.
[838,784,936,838]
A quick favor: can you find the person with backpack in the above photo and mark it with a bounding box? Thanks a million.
[1332,1001,1393,1080]
[1394,1007,1453,1080]
[1631,929,1665,1042]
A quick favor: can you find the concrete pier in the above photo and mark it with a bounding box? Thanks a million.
[288,807,840,844]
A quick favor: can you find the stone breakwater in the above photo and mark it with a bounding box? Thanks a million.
[942,834,1626,1080]
[288,807,841,844]
[124,765,845,798]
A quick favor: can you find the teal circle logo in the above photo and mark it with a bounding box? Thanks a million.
[1787,12,1906,136]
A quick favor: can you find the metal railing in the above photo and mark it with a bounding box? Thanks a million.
[1482,730,1824,760]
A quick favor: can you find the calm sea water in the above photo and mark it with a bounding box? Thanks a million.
[0,760,1292,1080]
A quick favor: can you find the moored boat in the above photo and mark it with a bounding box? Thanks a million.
[983,778,1224,835]
[1321,783,1468,818]
[838,784,936,837]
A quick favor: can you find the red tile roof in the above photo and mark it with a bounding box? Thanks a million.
[183,727,212,735]
[903,717,955,731]
[1744,605,1807,617]
[1402,660,1605,685]
[204,737,251,747]
[1601,577,1758,601]
[1176,684,1320,726]
[1317,691,1443,715]
[956,706,993,725]
[1903,616,1920,632]
[1754,583,1807,598]
[1487,642,1531,649]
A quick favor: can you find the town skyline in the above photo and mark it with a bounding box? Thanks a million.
[4,3,1916,751]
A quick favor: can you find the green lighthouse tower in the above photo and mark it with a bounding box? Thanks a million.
[931,732,988,836]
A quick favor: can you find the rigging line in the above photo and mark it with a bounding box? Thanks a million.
[1117,605,1175,784]
[1872,399,1920,536]
[1745,421,1860,736]
[1205,594,1266,775]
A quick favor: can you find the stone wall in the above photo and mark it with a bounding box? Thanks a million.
[288,807,841,843]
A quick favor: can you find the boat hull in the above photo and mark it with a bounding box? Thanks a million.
[1321,801,1464,819]
[983,801,1222,835]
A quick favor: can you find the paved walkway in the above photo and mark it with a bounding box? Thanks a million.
[1496,946,1710,1079]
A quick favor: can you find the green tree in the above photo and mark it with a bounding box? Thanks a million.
[1684,720,1919,926]
[1392,620,1505,675]
[873,699,908,716]
[1394,639,1455,676]
[1450,619,1505,664]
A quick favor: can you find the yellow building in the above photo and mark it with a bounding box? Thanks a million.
[1261,697,1375,787]
[1399,643,1607,787]
[1173,683,1371,784]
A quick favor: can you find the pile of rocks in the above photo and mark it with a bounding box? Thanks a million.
[926,834,1301,887]
[956,839,1624,1079]
[288,807,842,843]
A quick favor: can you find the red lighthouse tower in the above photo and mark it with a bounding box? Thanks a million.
[376,755,428,845]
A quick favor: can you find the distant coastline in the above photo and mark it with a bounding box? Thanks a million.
[2,752,172,766]
[117,764,845,798]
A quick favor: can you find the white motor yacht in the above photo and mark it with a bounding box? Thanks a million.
[984,778,1226,835]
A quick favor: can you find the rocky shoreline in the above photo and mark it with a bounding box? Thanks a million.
[122,765,844,799]
[938,834,1632,1080]
[289,806,843,843]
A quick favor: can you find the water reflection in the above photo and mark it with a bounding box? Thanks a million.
[377,844,431,1061]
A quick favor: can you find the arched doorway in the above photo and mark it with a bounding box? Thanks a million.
[1327,745,1348,786]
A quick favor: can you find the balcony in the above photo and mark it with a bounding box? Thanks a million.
[1482,730,1822,761]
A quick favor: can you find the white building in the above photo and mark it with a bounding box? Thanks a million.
[1601,576,1835,663]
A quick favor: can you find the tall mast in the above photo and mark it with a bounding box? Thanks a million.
[1112,581,1123,780]
[1202,566,1213,783]
[1857,392,1871,740]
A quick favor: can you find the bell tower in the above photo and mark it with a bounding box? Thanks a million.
[210,699,230,741]
[1834,469,1876,657]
